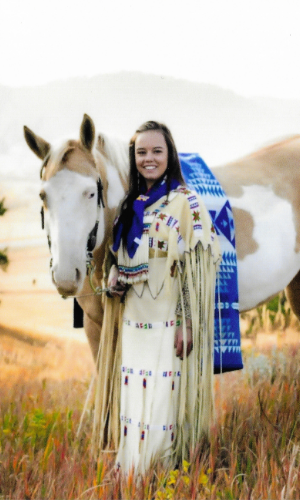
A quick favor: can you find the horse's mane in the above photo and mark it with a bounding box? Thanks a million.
[96,132,129,183]
[249,134,300,158]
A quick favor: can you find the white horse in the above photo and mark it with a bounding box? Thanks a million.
[24,115,300,359]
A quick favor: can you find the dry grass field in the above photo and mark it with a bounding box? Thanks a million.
[1,325,300,499]
[1,242,300,499]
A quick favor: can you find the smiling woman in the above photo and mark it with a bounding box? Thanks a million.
[93,120,222,474]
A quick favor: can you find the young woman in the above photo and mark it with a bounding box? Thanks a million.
[93,121,221,474]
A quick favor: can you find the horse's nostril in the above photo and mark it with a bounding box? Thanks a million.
[76,268,81,282]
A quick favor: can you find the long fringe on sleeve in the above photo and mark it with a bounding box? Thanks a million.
[174,242,217,463]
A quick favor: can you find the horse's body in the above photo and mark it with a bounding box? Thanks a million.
[24,115,300,359]
[213,137,300,315]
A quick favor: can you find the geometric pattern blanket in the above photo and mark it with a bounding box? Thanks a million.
[179,153,243,373]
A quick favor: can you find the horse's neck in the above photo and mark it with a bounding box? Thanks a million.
[92,139,129,279]
[96,132,129,184]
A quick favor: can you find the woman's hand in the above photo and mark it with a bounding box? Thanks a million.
[107,265,126,298]
[174,319,193,359]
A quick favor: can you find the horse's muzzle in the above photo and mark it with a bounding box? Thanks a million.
[52,268,81,297]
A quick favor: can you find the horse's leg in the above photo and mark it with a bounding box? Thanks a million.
[84,313,102,362]
[286,270,300,320]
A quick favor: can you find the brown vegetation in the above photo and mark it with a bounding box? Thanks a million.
[0,325,300,499]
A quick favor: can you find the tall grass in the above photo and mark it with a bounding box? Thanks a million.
[0,342,300,499]
[241,291,300,337]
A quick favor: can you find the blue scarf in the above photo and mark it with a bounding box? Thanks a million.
[113,178,180,258]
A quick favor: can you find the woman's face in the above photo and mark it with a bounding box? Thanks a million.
[135,130,168,190]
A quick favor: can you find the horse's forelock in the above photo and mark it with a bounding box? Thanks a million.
[42,140,99,181]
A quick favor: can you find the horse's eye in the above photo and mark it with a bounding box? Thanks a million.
[39,191,46,201]
[83,189,96,199]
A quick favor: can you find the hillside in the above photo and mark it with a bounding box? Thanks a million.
[1,71,300,171]
[1,71,300,339]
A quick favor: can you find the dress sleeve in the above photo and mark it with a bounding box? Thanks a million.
[171,190,220,321]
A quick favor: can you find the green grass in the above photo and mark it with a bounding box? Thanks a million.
[0,343,300,499]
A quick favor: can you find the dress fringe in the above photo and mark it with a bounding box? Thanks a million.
[174,243,217,464]
[92,294,123,456]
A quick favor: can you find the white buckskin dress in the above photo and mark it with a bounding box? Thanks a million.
[92,186,221,474]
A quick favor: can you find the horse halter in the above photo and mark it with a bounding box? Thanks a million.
[40,176,105,273]
[86,178,105,261]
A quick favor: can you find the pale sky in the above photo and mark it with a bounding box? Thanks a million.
[1,0,300,99]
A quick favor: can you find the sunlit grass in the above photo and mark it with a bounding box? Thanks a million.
[0,340,300,499]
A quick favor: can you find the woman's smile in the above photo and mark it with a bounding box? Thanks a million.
[135,130,168,189]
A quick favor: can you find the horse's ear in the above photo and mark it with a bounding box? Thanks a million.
[24,126,51,160]
[80,114,95,151]
[97,134,106,156]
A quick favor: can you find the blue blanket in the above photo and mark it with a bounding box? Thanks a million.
[179,153,243,373]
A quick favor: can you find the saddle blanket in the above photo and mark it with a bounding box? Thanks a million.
[179,153,243,373]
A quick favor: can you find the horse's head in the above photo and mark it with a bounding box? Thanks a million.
[24,114,108,297]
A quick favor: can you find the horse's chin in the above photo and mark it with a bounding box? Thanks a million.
[56,284,79,298]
